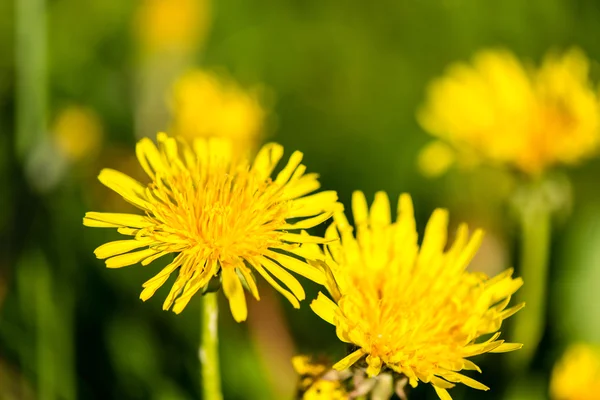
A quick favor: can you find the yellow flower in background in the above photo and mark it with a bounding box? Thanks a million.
[419,48,600,176]
[550,344,600,400]
[170,70,267,156]
[292,356,349,400]
[309,191,524,400]
[84,133,338,322]
[53,106,103,162]
[134,0,211,55]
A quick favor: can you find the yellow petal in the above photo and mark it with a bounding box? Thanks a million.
[461,359,482,373]
[281,212,333,230]
[351,191,369,226]
[173,266,216,314]
[440,372,489,390]
[310,292,338,325]
[455,229,484,271]
[282,175,320,200]
[237,263,260,300]
[266,250,325,284]
[135,137,164,180]
[252,143,284,179]
[222,267,247,322]
[369,191,391,227]
[419,208,449,262]
[498,302,526,320]
[94,239,154,259]
[489,342,523,353]
[117,227,139,236]
[280,232,334,244]
[433,386,453,400]
[332,349,364,371]
[140,254,185,301]
[288,191,339,218]
[83,212,152,228]
[158,133,179,165]
[98,169,150,210]
[140,274,170,301]
[365,355,382,377]
[162,271,189,311]
[259,256,305,301]
[397,193,415,224]
[430,376,455,389]
[141,250,169,266]
[250,259,300,308]
[275,151,303,185]
[463,340,504,357]
[105,248,158,268]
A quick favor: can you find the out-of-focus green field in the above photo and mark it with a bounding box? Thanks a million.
[1,0,600,399]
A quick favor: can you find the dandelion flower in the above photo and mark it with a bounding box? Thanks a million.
[53,106,103,162]
[84,133,337,322]
[310,191,524,399]
[418,48,600,176]
[292,356,349,400]
[170,70,266,156]
[134,0,211,55]
[550,343,600,400]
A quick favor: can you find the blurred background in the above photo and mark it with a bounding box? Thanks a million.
[2,0,600,399]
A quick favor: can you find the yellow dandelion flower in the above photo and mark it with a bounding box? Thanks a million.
[302,380,347,400]
[83,132,338,322]
[169,70,266,156]
[309,191,524,400]
[418,48,600,176]
[52,106,103,162]
[292,356,349,400]
[550,344,600,400]
[134,0,211,55]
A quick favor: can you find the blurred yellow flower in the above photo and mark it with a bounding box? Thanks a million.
[52,106,103,162]
[170,70,267,156]
[292,356,348,400]
[84,133,338,322]
[419,48,600,176]
[134,0,211,55]
[550,344,600,400]
[302,380,347,400]
[309,191,524,400]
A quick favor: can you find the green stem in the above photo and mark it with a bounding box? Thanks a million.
[510,186,552,369]
[16,0,47,160]
[200,293,223,400]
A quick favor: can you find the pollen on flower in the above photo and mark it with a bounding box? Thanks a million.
[418,48,600,176]
[84,133,338,322]
[309,191,524,400]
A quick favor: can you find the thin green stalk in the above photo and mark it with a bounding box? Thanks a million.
[16,0,47,160]
[35,258,56,400]
[510,185,552,369]
[200,293,223,400]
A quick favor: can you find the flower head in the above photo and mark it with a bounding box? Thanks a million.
[309,191,524,399]
[134,0,211,55]
[84,133,338,322]
[418,48,600,176]
[169,70,267,156]
[551,343,600,400]
[292,355,349,400]
[53,106,103,162]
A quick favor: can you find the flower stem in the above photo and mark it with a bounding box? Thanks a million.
[509,182,552,369]
[16,0,47,160]
[200,293,223,400]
